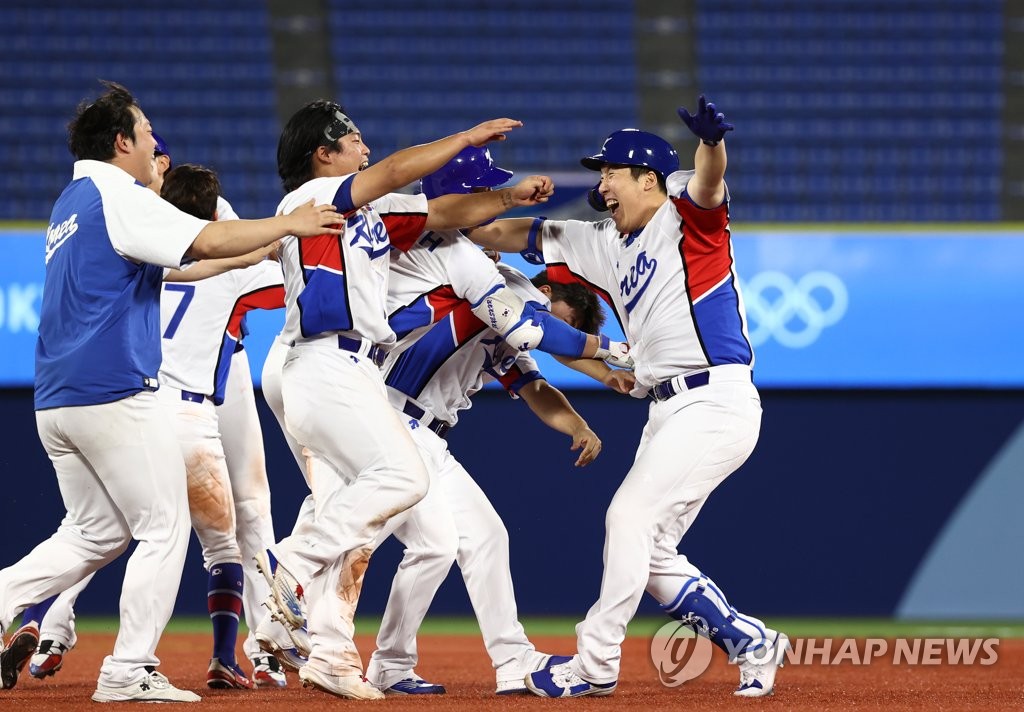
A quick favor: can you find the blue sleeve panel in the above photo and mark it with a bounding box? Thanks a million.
[533,307,588,358]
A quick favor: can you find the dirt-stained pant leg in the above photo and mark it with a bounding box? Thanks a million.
[218,347,277,658]
[273,343,429,677]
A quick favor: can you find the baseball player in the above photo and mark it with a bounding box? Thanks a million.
[469,96,788,699]
[0,82,342,700]
[255,100,562,701]
[17,148,293,689]
[303,149,629,696]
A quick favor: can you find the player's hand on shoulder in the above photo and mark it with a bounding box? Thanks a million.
[678,94,734,144]
[240,240,281,266]
[602,369,636,395]
[508,175,554,206]
[463,118,524,146]
[570,425,602,467]
[287,199,345,237]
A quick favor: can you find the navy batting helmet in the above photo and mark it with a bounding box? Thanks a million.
[153,132,171,167]
[421,146,513,200]
[581,129,679,179]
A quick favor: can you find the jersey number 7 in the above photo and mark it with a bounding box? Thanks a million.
[163,284,196,339]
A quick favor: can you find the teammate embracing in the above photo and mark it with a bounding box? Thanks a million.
[469,96,788,699]
[256,100,558,700]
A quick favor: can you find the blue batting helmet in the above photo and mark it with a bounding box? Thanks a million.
[580,129,679,179]
[420,146,513,200]
[153,132,171,166]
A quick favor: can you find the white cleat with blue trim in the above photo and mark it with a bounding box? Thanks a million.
[734,630,790,697]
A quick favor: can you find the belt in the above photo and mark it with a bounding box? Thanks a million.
[649,365,753,403]
[402,400,452,439]
[337,335,387,368]
[181,390,208,404]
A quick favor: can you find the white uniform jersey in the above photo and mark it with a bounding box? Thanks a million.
[538,169,753,388]
[276,175,428,347]
[384,261,543,426]
[216,195,239,221]
[159,259,284,403]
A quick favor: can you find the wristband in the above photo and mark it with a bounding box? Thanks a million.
[701,139,720,147]
[520,217,545,266]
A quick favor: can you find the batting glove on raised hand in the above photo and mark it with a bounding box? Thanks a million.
[678,94,734,145]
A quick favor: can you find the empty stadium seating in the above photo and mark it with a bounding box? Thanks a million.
[0,1,280,220]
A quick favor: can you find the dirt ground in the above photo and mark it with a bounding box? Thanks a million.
[2,633,1022,710]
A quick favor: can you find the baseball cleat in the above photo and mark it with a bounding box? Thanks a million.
[250,654,287,688]
[382,672,446,695]
[30,638,71,679]
[254,550,306,630]
[298,666,385,700]
[1,623,39,689]
[255,611,309,672]
[92,668,201,703]
[496,651,573,695]
[206,657,255,689]
[525,660,617,698]
[734,631,790,698]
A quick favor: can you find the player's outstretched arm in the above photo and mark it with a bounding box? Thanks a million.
[464,217,536,253]
[553,354,637,394]
[165,241,280,282]
[517,380,602,467]
[349,118,523,209]
[678,94,732,208]
[424,175,553,231]
[188,200,342,259]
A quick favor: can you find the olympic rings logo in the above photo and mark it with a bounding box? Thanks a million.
[741,271,848,349]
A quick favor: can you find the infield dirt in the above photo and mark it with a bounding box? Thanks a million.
[2,633,1021,710]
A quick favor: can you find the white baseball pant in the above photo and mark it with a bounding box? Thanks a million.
[272,339,429,676]
[0,392,190,686]
[155,386,241,570]
[364,423,537,686]
[573,368,763,683]
[36,573,92,649]
[217,346,276,659]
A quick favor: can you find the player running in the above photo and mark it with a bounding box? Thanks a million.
[469,95,789,699]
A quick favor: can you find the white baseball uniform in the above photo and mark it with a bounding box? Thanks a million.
[363,258,552,689]
[213,258,286,660]
[536,170,763,683]
[0,160,202,687]
[270,175,431,678]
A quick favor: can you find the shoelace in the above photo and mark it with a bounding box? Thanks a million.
[146,671,172,689]
[549,663,585,688]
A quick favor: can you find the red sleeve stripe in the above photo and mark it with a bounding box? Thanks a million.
[672,198,733,302]
[383,212,429,252]
[226,285,286,338]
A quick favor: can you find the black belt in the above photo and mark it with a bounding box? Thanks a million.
[402,401,452,439]
[181,390,208,403]
[649,371,712,402]
[337,335,386,368]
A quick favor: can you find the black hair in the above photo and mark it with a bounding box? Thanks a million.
[277,99,349,193]
[161,164,221,221]
[66,80,140,161]
[530,270,606,334]
[627,164,668,194]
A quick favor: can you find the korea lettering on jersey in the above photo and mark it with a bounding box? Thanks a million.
[386,257,544,426]
[35,160,206,410]
[538,169,753,388]
[276,175,428,346]
[160,259,284,404]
